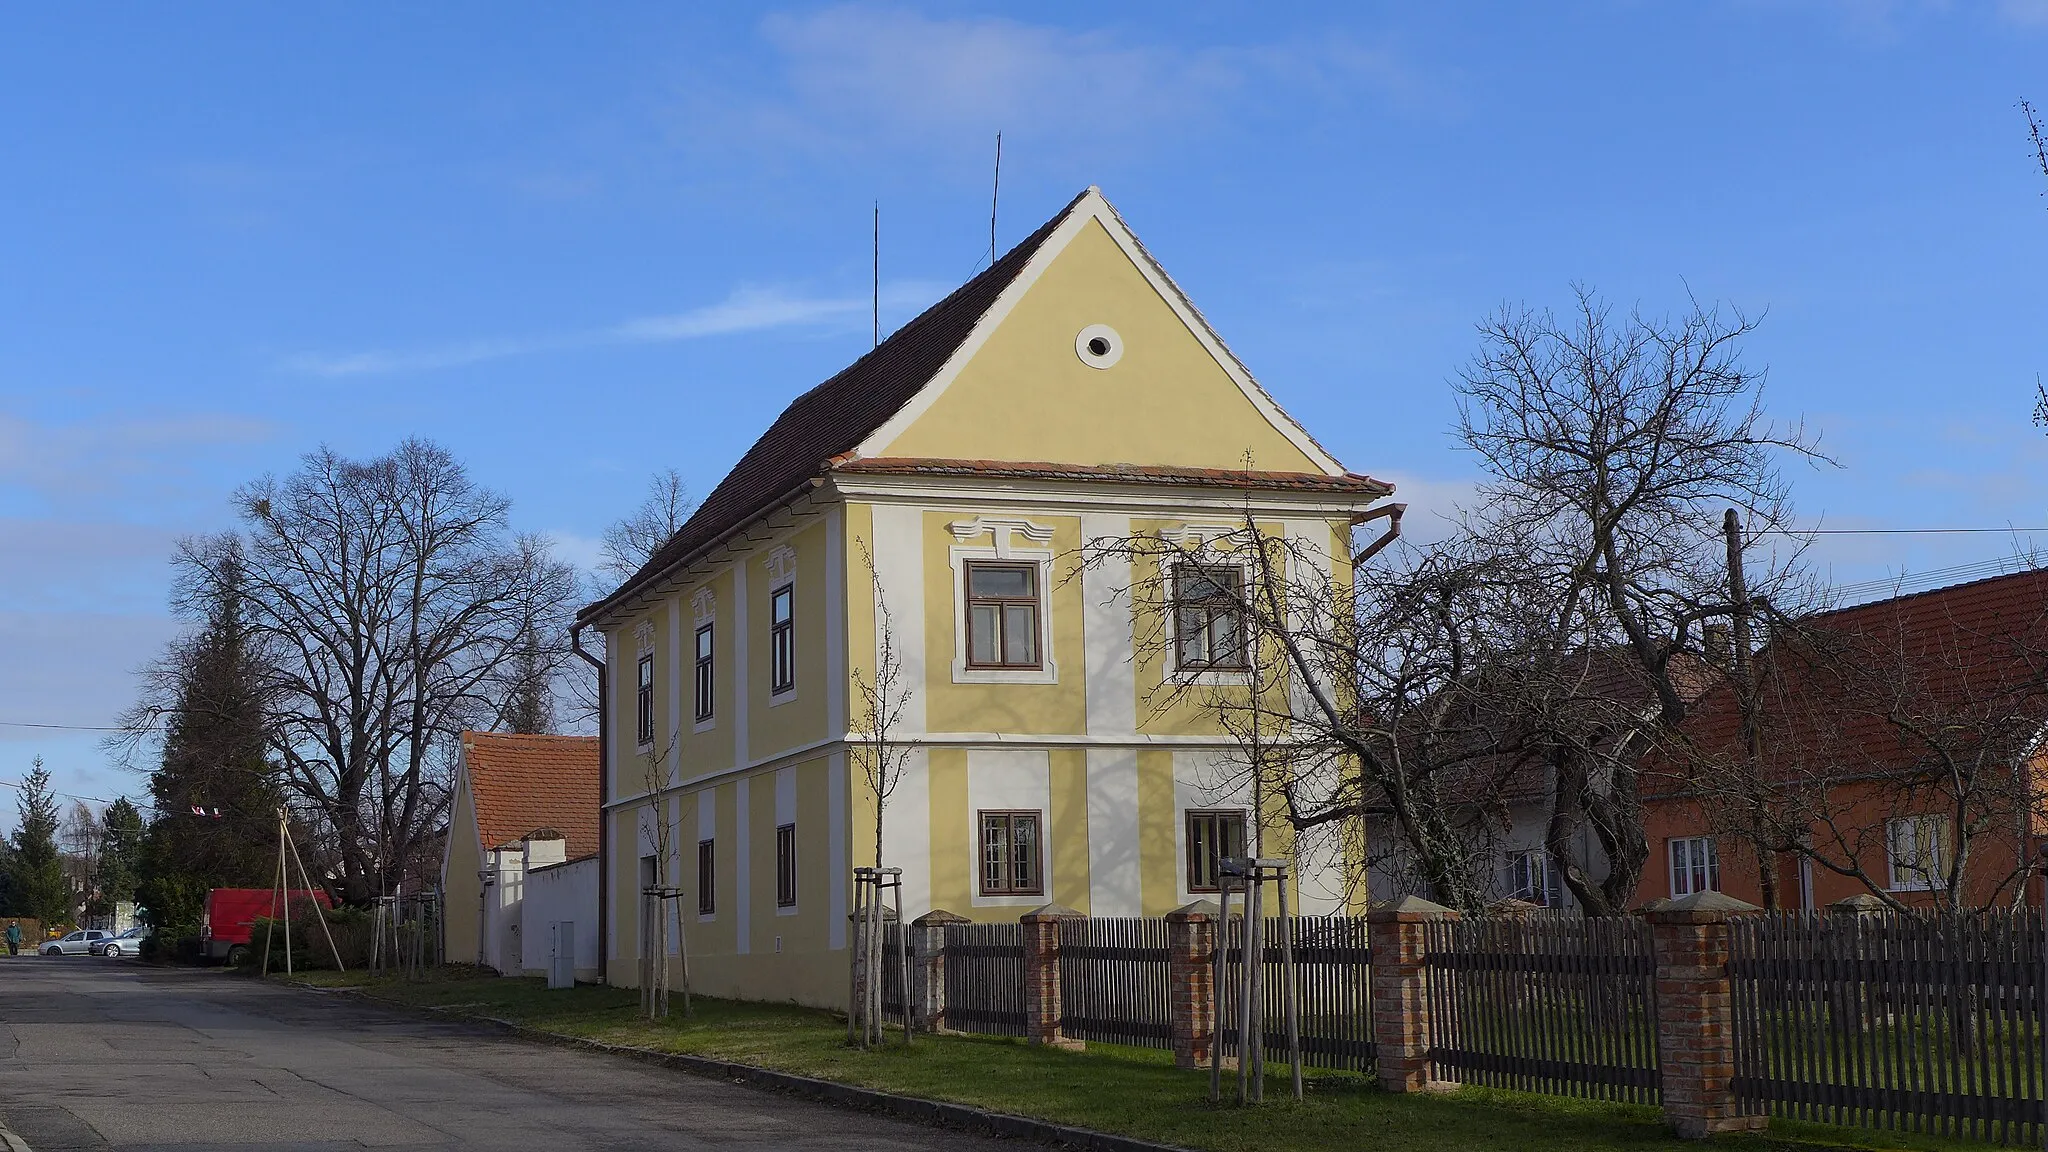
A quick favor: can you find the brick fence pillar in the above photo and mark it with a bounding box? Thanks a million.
[1020,903,1085,1048]
[1647,890,1764,1139]
[1367,895,1458,1093]
[912,908,967,1033]
[1166,899,1219,1069]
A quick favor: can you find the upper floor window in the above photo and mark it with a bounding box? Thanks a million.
[770,585,795,695]
[1186,809,1248,893]
[978,810,1043,896]
[1174,565,1248,672]
[694,624,714,723]
[1669,836,1720,897]
[1887,814,1950,892]
[1507,848,1562,907]
[964,561,1041,669]
[635,654,655,747]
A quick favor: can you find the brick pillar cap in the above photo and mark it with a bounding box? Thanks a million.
[1634,897,1673,915]
[1645,889,1760,923]
[1019,902,1086,923]
[912,908,970,927]
[1367,894,1459,922]
[1167,899,1220,922]
[1830,894,1888,914]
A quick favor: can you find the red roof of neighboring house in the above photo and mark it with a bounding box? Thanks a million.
[830,456,1391,496]
[462,732,601,858]
[1668,567,2048,785]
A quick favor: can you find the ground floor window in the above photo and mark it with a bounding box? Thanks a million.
[978,810,1043,896]
[696,839,716,915]
[1506,848,1562,906]
[776,823,797,908]
[1669,836,1720,897]
[1185,809,1248,892]
[1886,814,1950,892]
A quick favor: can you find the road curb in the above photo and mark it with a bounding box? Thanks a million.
[297,984,1192,1152]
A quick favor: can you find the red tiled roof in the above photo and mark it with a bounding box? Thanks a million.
[463,732,601,858]
[830,456,1390,495]
[1670,567,2048,784]
[577,191,1093,625]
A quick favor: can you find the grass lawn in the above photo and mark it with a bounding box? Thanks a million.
[281,968,2003,1152]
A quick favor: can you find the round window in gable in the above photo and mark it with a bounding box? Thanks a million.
[1075,324,1123,370]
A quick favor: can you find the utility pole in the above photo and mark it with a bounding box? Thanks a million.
[1723,507,1776,909]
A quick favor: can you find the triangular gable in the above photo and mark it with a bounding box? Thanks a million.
[855,187,1345,476]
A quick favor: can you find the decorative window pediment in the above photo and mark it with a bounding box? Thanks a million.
[691,588,716,623]
[633,619,657,654]
[764,545,798,585]
[946,516,1054,558]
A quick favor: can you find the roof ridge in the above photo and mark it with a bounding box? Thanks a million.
[579,188,1094,623]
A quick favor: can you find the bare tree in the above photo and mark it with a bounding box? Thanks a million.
[638,735,686,1018]
[851,538,916,872]
[177,440,577,904]
[1452,288,1827,913]
[600,469,693,584]
[60,800,103,923]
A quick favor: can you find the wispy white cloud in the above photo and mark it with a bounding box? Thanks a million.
[675,6,1441,163]
[0,411,275,513]
[285,280,948,378]
[2000,0,2048,26]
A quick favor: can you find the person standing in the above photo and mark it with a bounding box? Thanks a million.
[5,921,21,957]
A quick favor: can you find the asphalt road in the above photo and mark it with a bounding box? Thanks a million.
[0,958,1008,1151]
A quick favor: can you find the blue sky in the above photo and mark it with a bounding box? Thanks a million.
[4,2,2046,827]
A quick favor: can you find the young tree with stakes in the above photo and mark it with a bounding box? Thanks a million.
[849,537,915,1047]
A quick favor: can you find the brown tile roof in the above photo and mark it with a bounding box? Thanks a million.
[463,732,601,858]
[830,457,1392,496]
[578,190,1093,625]
[1669,567,2048,784]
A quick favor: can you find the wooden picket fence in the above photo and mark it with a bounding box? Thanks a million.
[943,921,1027,1037]
[1059,916,1173,1047]
[1423,913,1661,1104]
[1219,916,1377,1072]
[1731,909,2045,1146]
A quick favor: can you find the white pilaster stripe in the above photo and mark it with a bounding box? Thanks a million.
[734,776,751,954]
[828,751,848,950]
[732,570,750,767]
[1086,748,1142,916]
[825,509,847,735]
[1079,512,1136,739]
[668,598,683,782]
[866,503,926,735]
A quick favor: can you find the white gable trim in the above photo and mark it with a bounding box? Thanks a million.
[853,188,1346,477]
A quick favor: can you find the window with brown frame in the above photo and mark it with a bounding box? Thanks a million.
[977,810,1043,896]
[770,585,795,695]
[775,823,798,908]
[964,561,1041,668]
[1185,809,1248,892]
[1174,565,1248,671]
[693,624,714,722]
[696,838,716,915]
[635,654,655,745]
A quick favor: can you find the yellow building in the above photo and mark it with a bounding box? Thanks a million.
[575,188,1395,1005]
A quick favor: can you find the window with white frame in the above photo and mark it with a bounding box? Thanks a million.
[769,584,795,696]
[1173,564,1249,672]
[1887,814,1950,892]
[1669,836,1720,897]
[693,623,714,723]
[1506,848,1562,906]
[964,560,1042,668]
[635,653,655,747]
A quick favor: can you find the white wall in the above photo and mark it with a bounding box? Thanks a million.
[521,855,600,980]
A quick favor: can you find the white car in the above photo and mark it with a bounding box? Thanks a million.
[40,929,110,956]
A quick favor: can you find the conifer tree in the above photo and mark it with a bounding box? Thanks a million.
[10,759,69,924]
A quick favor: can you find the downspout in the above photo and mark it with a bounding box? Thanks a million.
[572,622,608,982]
[1350,502,1406,567]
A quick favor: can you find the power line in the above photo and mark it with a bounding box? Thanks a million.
[1765,527,2048,535]
[0,720,134,732]
[0,777,159,813]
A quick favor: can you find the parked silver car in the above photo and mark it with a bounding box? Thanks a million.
[91,926,151,958]
[40,929,110,956]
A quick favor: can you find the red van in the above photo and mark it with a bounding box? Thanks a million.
[200,888,333,964]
